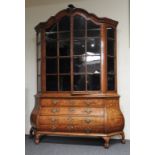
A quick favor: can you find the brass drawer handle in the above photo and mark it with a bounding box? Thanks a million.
[52,125,57,130]
[85,128,91,133]
[67,125,74,130]
[67,117,74,122]
[51,108,59,113]
[69,107,75,112]
[84,108,92,114]
[51,118,57,123]
[86,101,93,106]
[85,118,91,124]
[53,100,58,105]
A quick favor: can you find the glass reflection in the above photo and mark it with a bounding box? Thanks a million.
[59,41,70,56]
[74,56,85,73]
[87,38,100,55]
[59,75,71,91]
[107,57,114,74]
[74,39,85,55]
[107,27,114,39]
[87,74,100,90]
[86,55,100,73]
[74,15,85,30]
[107,75,115,90]
[74,75,86,91]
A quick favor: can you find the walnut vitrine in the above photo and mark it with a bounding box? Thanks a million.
[30,5,125,148]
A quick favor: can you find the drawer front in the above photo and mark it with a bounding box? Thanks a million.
[38,116,105,133]
[38,116,105,126]
[38,124,104,133]
[40,99,109,107]
[39,107,104,116]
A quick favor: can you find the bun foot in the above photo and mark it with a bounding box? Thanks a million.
[103,136,110,149]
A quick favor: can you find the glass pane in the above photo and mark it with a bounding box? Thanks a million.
[74,39,85,55]
[37,76,41,92]
[87,38,101,55]
[59,41,70,56]
[87,20,100,30]
[74,30,85,38]
[46,40,57,57]
[86,55,100,73]
[37,44,41,59]
[59,58,70,73]
[87,74,100,90]
[107,27,114,39]
[46,24,57,32]
[37,60,41,75]
[37,33,41,43]
[59,16,70,31]
[74,56,85,73]
[107,57,115,74]
[59,75,71,91]
[74,74,86,91]
[59,32,70,40]
[46,58,57,73]
[87,30,100,37]
[46,32,57,40]
[46,75,58,91]
[74,15,85,30]
[107,75,115,90]
[107,39,114,56]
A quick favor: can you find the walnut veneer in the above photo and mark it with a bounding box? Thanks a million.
[30,5,125,148]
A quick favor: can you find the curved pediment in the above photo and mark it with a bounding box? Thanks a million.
[35,4,118,31]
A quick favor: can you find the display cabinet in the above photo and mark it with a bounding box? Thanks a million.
[30,5,125,148]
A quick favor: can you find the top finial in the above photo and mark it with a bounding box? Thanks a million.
[68,4,75,9]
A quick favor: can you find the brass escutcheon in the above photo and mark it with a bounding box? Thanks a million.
[85,118,91,124]
[53,100,58,105]
[51,108,59,113]
[84,108,92,114]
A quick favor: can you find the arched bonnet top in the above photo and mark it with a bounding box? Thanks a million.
[35,4,118,32]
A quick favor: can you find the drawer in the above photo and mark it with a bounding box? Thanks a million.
[38,124,104,133]
[40,99,108,107]
[38,116,105,126]
[39,107,104,116]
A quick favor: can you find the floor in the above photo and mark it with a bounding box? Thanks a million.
[25,135,130,155]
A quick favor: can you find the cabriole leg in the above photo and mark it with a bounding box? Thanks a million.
[35,134,41,144]
[103,136,110,149]
[120,131,126,144]
[29,127,35,138]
